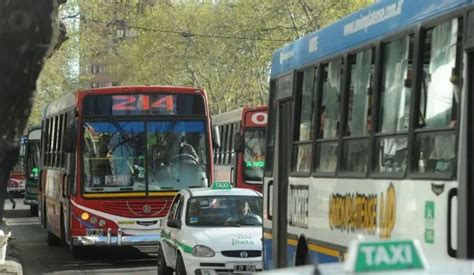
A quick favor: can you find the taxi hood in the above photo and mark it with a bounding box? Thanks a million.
[191,227,261,252]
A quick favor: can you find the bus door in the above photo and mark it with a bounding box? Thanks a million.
[62,113,76,244]
[272,99,293,268]
[458,12,474,259]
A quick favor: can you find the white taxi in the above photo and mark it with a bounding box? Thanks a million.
[158,182,263,275]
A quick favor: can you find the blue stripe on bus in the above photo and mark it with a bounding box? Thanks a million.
[263,238,273,270]
[287,242,340,264]
[271,0,472,77]
[264,237,340,270]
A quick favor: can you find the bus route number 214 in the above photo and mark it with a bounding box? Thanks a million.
[112,95,175,112]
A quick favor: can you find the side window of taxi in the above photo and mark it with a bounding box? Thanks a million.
[168,194,182,220]
[175,197,184,220]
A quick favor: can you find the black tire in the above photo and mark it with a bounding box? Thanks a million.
[46,231,62,246]
[71,245,83,259]
[176,253,186,275]
[30,205,38,216]
[40,201,46,228]
[295,237,311,266]
[157,244,173,275]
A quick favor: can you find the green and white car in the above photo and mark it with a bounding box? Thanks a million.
[158,183,263,275]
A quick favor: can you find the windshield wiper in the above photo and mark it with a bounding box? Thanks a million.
[107,116,136,152]
[155,116,181,152]
[120,187,134,191]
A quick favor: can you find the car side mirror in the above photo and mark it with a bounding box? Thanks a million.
[62,127,76,153]
[211,125,221,149]
[167,219,182,229]
[234,133,245,153]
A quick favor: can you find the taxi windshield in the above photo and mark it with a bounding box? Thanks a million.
[186,196,262,227]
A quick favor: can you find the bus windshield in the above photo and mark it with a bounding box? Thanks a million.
[82,120,208,193]
[243,129,265,183]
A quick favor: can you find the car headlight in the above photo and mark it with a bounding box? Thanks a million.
[192,245,215,257]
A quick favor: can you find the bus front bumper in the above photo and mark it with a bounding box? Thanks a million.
[72,229,160,246]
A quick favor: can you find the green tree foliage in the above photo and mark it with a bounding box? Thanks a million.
[118,0,372,113]
[28,0,80,127]
[38,0,373,119]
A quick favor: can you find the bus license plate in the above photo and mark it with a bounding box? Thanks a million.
[234,264,256,273]
[86,229,102,236]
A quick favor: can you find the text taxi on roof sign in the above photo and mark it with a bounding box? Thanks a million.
[259,238,433,275]
[158,184,263,275]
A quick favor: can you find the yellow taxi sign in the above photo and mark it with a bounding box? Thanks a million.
[212,181,232,189]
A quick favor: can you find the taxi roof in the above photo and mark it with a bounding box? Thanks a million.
[185,187,261,198]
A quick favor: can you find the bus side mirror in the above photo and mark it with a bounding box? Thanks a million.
[212,126,221,149]
[62,127,75,153]
[234,133,245,153]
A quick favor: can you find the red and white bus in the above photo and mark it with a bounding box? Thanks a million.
[212,106,267,192]
[38,86,213,257]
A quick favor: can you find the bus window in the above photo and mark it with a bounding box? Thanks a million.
[320,60,342,139]
[82,121,146,192]
[374,35,414,174]
[346,49,373,137]
[315,59,342,173]
[342,48,374,173]
[413,18,461,174]
[291,68,315,174]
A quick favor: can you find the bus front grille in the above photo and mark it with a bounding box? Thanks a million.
[102,199,173,218]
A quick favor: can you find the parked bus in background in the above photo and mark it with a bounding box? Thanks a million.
[24,126,41,215]
[264,0,474,272]
[212,106,267,192]
[38,86,213,257]
[8,136,27,196]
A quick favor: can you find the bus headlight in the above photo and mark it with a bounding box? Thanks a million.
[81,212,90,221]
[89,216,98,224]
[192,245,215,257]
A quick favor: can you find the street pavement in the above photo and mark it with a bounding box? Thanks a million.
[3,198,158,275]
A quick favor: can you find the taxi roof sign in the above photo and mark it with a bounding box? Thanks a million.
[211,181,232,190]
[344,239,428,273]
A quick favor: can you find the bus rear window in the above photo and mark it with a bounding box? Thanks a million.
[83,93,205,116]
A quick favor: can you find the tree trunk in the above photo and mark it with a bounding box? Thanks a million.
[0,0,64,223]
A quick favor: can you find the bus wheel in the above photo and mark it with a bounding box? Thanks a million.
[157,244,173,275]
[295,236,311,266]
[46,231,62,246]
[71,245,83,259]
[30,205,38,216]
[176,253,186,275]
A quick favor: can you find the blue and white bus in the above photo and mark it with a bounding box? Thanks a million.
[263,0,474,271]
